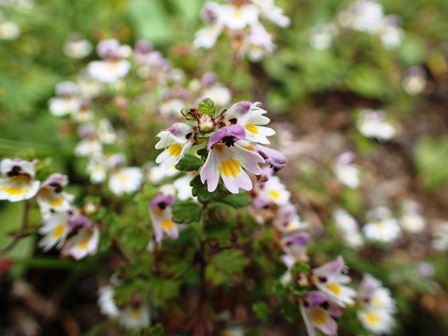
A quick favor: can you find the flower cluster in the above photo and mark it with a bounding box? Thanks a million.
[0,158,99,259]
[194,0,290,61]
[309,0,404,51]
[155,99,285,194]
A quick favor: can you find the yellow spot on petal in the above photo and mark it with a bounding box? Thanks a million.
[52,224,66,239]
[310,307,328,327]
[119,174,129,183]
[327,282,342,296]
[169,143,182,157]
[77,239,90,250]
[219,158,241,178]
[245,122,259,135]
[50,197,64,207]
[364,312,380,325]
[1,186,30,195]
[161,218,175,230]
[269,190,281,200]
[131,308,141,319]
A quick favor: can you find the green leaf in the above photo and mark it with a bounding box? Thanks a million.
[190,175,222,204]
[172,201,202,224]
[128,0,175,43]
[252,302,270,322]
[220,192,251,208]
[175,154,203,171]
[197,98,215,116]
[414,137,448,191]
[206,249,248,286]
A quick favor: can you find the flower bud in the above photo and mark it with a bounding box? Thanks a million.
[199,114,214,133]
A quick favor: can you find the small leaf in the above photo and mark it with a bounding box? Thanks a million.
[221,192,252,208]
[172,201,202,224]
[190,175,222,204]
[206,249,248,285]
[175,154,203,171]
[414,137,448,191]
[253,302,270,322]
[197,98,215,116]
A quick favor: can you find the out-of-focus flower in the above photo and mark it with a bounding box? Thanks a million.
[63,34,92,59]
[62,224,100,260]
[77,72,103,98]
[98,285,120,318]
[144,163,178,184]
[400,200,426,233]
[363,207,401,243]
[97,119,117,145]
[339,0,384,34]
[357,109,396,141]
[309,24,336,50]
[149,192,178,243]
[109,167,143,196]
[75,124,103,157]
[273,203,308,233]
[173,172,196,201]
[0,158,40,202]
[241,24,275,62]
[87,155,108,183]
[119,302,151,330]
[255,175,290,206]
[0,20,19,40]
[311,256,356,307]
[432,222,448,251]
[88,39,130,83]
[280,254,295,285]
[253,0,290,28]
[38,211,71,251]
[201,85,232,107]
[49,81,82,117]
[300,291,340,336]
[333,152,361,189]
[281,231,310,261]
[378,15,403,50]
[332,208,364,249]
[402,66,426,96]
[357,274,396,334]
[37,173,74,218]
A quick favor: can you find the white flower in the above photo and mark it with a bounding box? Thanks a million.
[173,173,196,201]
[400,200,426,233]
[363,207,401,243]
[193,24,223,49]
[0,21,20,40]
[358,109,396,141]
[241,23,275,62]
[309,24,335,50]
[253,0,290,28]
[432,222,448,251]
[220,3,259,30]
[257,175,290,206]
[97,119,117,144]
[332,209,364,249]
[402,67,426,96]
[62,225,100,260]
[63,35,92,59]
[357,274,396,334]
[87,156,108,183]
[312,256,356,307]
[0,159,40,202]
[88,60,130,83]
[145,163,178,184]
[155,123,194,169]
[201,85,232,107]
[109,167,143,196]
[38,212,70,252]
[98,285,120,318]
[333,152,361,189]
[344,0,384,34]
[75,137,103,157]
[119,304,150,330]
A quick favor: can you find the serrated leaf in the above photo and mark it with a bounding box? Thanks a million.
[175,154,203,171]
[197,98,215,116]
[172,201,202,224]
[206,249,248,285]
[190,175,222,204]
[220,192,251,208]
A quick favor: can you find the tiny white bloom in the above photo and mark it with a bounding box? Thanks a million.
[109,167,143,196]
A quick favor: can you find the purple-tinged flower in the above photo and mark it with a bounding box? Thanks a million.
[300,291,340,336]
[38,211,72,252]
[273,203,308,232]
[281,231,310,261]
[155,123,195,169]
[256,144,287,172]
[62,224,100,260]
[0,158,40,202]
[201,129,264,193]
[333,151,361,189]
[149,193,178,242]
[37,173,74,219]
[311,256,356,307]
[49,81,82,117]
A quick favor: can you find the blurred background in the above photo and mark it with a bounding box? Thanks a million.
[0,0,448,335]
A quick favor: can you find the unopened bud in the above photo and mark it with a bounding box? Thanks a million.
[199,114,214,133]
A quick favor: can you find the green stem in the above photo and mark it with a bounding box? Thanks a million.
[0,199,31,254]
